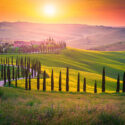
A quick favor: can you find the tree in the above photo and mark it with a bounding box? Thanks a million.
[43,70,46,91]
[11,56,13,65]
[59,71,62,91]
[83,78,86,92]
[37,70,40,90]
[29,74,31,90]
[123,72,125,92]
[77,72,80,92]
[4,65,6,85]
[102,67,106,92]
[94,80,97,93]
[15,70,17,88]
[17,65,20,79]
[25,69,28,90]
[51,69,54,91]
[8,66,11,87]
[1,65,3,79]
[116,74,120,93]
[12,65,15,80]
[66,67,69,92]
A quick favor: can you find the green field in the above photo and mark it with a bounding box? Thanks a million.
[1,48,125,125]
[0,48,125,93]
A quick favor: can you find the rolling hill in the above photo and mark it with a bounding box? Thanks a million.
[1,48,125,93]
[89,41,125,51]
[1,22,125,50]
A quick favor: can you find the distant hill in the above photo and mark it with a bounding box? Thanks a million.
[0,22,125,50]
[89,41,125,51]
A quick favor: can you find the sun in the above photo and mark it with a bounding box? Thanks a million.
[43,4,56,17]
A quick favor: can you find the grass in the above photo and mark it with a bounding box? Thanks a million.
[0,87,125,125]
[0,48,125,93]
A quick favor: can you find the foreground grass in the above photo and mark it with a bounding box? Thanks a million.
[0,87,125,125]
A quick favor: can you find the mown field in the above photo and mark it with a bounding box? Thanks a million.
[1,48,125,93]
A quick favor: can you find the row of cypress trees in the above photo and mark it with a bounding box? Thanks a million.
[0,56,125,93]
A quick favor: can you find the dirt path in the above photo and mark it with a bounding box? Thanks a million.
[0,65,35,87]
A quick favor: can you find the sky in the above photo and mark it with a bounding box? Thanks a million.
[0,0,125,26]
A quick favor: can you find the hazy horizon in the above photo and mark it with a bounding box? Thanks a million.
[0,21,125,28]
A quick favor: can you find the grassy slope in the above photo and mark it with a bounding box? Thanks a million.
[1,48,125,92]
[0,87,125,125]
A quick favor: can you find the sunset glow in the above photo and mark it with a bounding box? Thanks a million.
[43,4,56,17]
[0,0,125,26]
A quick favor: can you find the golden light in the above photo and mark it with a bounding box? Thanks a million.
[43,4,56,17]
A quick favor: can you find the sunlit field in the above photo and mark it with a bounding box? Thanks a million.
[1,48,125,93]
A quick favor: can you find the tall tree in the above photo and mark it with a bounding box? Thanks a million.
[59,71,62,91]
[12,65,15,80]
[51,69,54,91]
[29,74,31,90]
[77,72,80,92]
[94,80,97,93]
[25,69,28,90]
[17,65,20,79]
[66,67,69,92]
[83,78,86,92]
[43,70,46,91]
[123,72,125,93]
[116,74,120,93]
[37,70,40,90]
[102,67,106,92]
[11,56,13,65]
[1,65,3,79]
[15,70,17,88]
[3,65,6,85]
[8,66,11,87]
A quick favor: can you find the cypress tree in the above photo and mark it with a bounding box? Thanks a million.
[1,65,3,79]
[6,57,7,64]
[25,56,26,68]
[8,57,9,65]
[94,80,97,93]
[116,74,120,93]
[29,74,31,90]
[59,71,62,91]
[11,56,13,65]
[8,66,11,87]
[25,69,28,90]
[12,65,15,80]
[43,70,46,91]
[17,65,20,78]
[4,65,6,85]
[1,58,2,64]
[31,63,34,78]
[77,72,80,92]
[102,67,106,92]
[37,70,40,90]
[15,70,17,88]
[123,72,125,92]
[83,78,86,92]
[51,69,54,91]
[66,67,69,92]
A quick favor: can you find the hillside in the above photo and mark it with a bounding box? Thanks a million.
[1,22,125,50]
[90,41,125,51]
[1,48,125,125]
[1,48,125,92]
